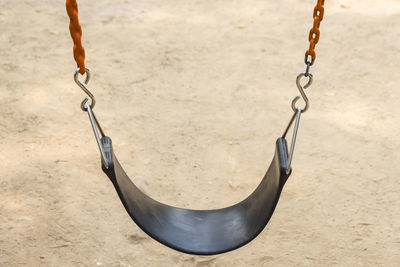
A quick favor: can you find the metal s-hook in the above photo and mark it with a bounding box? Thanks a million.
[291,72,313,113]
[283,70,314,174]
[74,68,96,111]
[73,68,108,168]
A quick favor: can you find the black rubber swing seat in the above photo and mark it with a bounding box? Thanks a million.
[100,136,291,255]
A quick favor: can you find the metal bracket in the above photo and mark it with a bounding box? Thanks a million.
[282,108,302,174]
[86,104,109,169]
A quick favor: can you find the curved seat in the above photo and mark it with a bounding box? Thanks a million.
[101,137,291,255]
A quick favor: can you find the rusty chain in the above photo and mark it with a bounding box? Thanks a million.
[66,0,85,74]
[305,0,325,67]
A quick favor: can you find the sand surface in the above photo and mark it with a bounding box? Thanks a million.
[0,0,399,266]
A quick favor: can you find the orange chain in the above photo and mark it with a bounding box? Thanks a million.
[66,0,85,74]
[66,0,323,72]
[305,0,325,64]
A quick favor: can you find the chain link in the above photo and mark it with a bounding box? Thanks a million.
[66,0,86,74]
[305,0,325,62]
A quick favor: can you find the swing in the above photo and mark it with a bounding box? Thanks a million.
[66,0,325,255]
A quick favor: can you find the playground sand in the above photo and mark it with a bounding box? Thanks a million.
[0,0,399,266]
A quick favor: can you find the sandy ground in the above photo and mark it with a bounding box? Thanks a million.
[0,0,399,266]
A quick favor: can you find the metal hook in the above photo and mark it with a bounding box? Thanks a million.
[74,68,96,111]
[291,72,313,113]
